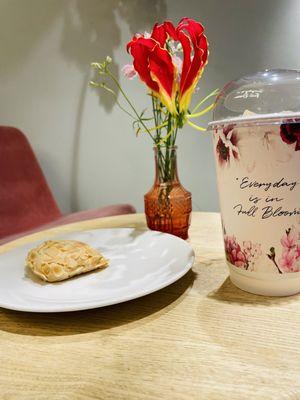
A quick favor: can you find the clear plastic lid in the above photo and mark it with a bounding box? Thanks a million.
[208,69,300,130]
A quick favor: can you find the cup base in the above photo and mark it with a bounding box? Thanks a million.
[229,264,300,297]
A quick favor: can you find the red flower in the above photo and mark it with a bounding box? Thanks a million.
[175,18,208,113]
[280,122,300,151]
[127,18,208,115]
[127,31,177,114]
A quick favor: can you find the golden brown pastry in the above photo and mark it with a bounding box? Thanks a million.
[26,240,109,282]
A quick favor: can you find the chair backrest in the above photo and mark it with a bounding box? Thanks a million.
[0,126,61,239]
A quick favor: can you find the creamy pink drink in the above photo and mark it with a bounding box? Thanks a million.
[209,70,300,296]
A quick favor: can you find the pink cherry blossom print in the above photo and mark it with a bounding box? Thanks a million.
[280,228,296,250]
[279,250,298,272]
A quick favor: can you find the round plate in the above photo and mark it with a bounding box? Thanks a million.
[0,228,194,312]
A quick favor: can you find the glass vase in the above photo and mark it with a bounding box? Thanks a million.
[144,146,192,240]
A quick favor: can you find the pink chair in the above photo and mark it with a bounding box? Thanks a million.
[0,126,136,244]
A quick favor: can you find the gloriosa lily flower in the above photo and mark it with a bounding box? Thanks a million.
[127,17,208,116]
[91,17,215,146]
[91,18,215,188]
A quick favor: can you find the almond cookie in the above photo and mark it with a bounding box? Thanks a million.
[26,240,109,282]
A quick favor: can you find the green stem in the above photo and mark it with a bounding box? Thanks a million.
[187,102,215,118]
[107,69,155,141]
[187,120,206,131]
[152,96,159,140]
[191,88,219,114]
[95,83,136,119]
[163,114,173,182]
[172,124,179,146]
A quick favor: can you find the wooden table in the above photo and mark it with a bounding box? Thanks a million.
[1,212,300,400]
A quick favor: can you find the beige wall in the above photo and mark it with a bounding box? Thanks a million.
[0,0,299,213]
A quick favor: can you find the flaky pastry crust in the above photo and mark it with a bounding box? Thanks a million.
[26,240,108,282]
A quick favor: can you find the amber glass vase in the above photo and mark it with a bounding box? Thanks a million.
[144,146,192,240]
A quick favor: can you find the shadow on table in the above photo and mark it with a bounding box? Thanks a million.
[0,270,195,337]
[208,277,300,306]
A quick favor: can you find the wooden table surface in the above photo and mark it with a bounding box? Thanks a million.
[1,212,300,400]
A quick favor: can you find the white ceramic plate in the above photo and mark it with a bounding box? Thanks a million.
[0,228,194,312]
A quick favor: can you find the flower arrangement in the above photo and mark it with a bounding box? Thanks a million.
[91,17,216,182]
[91,17,216,238]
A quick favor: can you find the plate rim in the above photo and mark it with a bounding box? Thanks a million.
[0,228,195,313]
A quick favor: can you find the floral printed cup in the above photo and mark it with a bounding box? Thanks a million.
[209,70,300,296]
